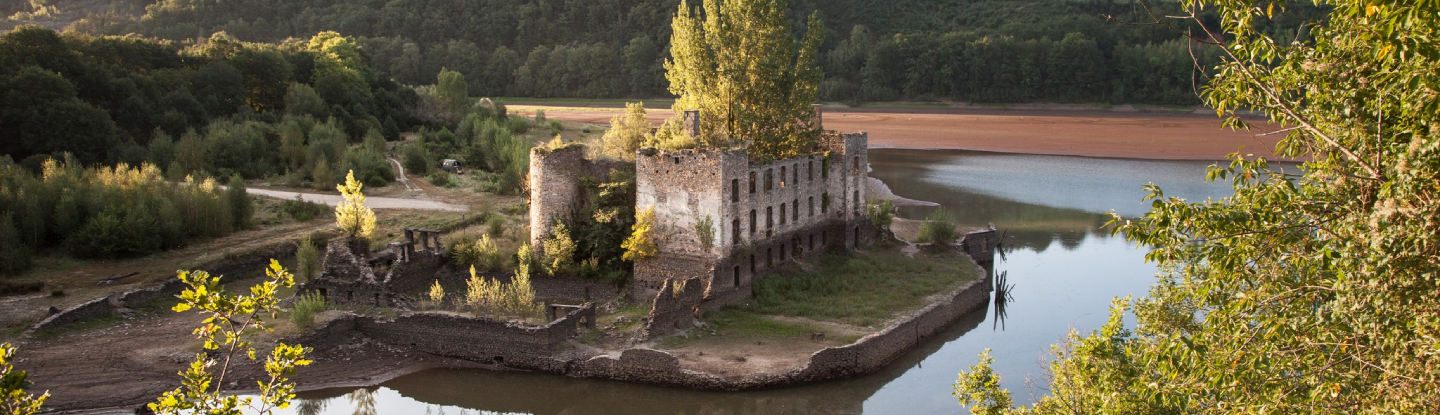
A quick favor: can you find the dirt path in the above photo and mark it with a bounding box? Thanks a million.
[388,157,419,192]
[243,188,465,212]
[515,106,1283,161]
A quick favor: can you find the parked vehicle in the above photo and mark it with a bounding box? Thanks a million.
[441,159,463,174]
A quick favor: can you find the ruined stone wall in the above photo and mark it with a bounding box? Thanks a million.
[792,274,992,381]
[960,229,998,266]
[641,277,705,338]
[635,148,733,258]
[349,306,593,372]
[377,250,446,294]
[291,260,994,390]
[633,253,715,298]
[632,133,873,306]
[29,297,114,332]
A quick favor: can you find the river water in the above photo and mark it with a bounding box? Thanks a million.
[275,148,1233,415]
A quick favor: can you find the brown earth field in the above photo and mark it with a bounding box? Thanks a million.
[513,106,1285,161]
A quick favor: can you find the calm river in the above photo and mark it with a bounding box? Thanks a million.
[275,148,1233,415]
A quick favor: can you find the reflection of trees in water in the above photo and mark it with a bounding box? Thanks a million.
[295,397,329,415]
[347,388,377,415]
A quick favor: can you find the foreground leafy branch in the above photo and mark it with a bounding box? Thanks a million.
[955,1,1440,413]
[150,260,312,415]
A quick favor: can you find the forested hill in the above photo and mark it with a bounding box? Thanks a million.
[15,0,1328,105]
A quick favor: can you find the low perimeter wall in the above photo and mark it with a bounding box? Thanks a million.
[302,270,992,390]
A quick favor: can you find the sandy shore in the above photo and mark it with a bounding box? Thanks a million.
[517,106,1283,161]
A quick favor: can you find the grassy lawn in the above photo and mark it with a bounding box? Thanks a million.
[747,247,981,327]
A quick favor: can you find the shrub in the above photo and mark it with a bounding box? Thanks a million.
[427,172,455,187]
[295,236,320,282]
[622,207,658,261]
[281,195,327,221]
[289,291,328,328]
[448,234,505,271]
[485,214,505,237]
[867,197,894,230]
[401,144,431,174]
[0,214,32,275]
[917,208,958,244]
[224,175,252,230]
[541,222,577,276]
[427,280,445,309]
[695,215,715,251]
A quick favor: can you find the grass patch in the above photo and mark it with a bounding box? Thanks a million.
[751,248,979,326]
[660,308,817,348]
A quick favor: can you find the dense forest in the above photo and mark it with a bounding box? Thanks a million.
[12,0,1329,105]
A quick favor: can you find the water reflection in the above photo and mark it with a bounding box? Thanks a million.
[270,149,1233,415]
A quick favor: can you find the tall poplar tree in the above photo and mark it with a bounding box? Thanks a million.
[664,0,824,161]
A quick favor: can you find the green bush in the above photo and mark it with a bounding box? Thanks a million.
[295,236,320,282]
[916,208,958,245]
[342,145,395,187]
[0,213,32,275]
[289,292,328,328]
[225,175,252,230]
[427,172,455,187]
[446,233,506,272]
[281,195,328,221]
[401,144,431,174]
[486,214,505,237]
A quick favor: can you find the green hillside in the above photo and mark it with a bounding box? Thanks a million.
[7,0,1329,104]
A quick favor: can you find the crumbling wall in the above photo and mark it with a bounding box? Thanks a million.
[632,253,714,300]
[642,277,705,339]
[351,305,593,372]
[29,297,114,332]
[960,229,998,265]
[528,145,625,256]
[793,274,992,381]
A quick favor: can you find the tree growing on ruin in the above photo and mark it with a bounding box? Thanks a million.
[665,0,825,161]
[622,207,659,261]
[955,1,1440,413]
[334,170,376,241]
[600,102,652,161]
[150,260,311,415]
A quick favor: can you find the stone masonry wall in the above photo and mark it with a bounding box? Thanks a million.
[642,277,705,339]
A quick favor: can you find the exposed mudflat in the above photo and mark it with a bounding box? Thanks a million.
[516,106,1282,161]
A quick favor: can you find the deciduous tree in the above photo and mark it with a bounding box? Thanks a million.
[334,170,376,241]
[664,0,824,161]
[955,1,1440,413]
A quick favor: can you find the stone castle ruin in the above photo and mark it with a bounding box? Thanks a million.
[530,109,875,319]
